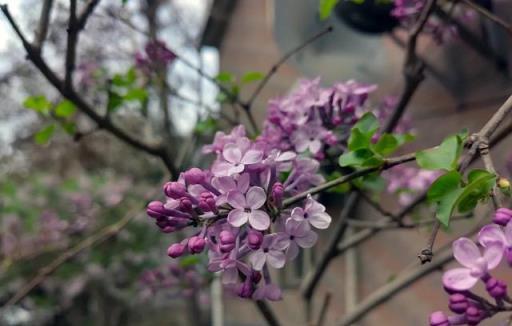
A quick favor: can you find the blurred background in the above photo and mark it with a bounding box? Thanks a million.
[1,0,512,325]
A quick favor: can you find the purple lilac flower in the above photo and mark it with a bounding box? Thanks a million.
[276,218,318,260]
[135,40,176,74]
[291,195,332,229]
[442,237,503,291]
[478,221,512,266]
[227,186,270,231]
[249,235,286,271]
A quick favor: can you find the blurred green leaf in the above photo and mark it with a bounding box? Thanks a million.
[34,124,56,145]
[339,148,383,168]
[23,95,51,114]
[215,72,234,83]
[416,134,463,171]
[124,88,148,102]
[319,0,340,20]
[195,117,217,135]
[60,121,76,135]
[241,71,264,84]
[107,91,124,112]
[55,100,76,118]
[180,255,200,268]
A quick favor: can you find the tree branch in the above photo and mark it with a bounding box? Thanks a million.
[34,0,53,50]
[0,4,177,177]
[255,300,281,326]
[460,0,512,37]
[245,26,333,109]
[64,0,78,90]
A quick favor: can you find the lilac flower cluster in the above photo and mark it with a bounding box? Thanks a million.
[259,78,377,160]
[135,40,176,74]
[392,0,458,44]
[430,208,512,325]
[384,165,442,205]
[147,124,333,300]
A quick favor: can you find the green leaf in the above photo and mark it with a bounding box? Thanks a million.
[124,88,148,102]
[348,128,371,151]
[319,0,340,20]
[354,112,379,136]
[241,71,264,84]
[428,171,461,202]
[195,117,217,135]
[34,124,56,145]
[339,149,383,168]
[54,100,76,118]
[354,173,386,192]
[23,95,51,114]
[180,255,200,268]
[457,170,495,213]
[373,133,415,156]
[326,171,352,193]
[107,91,124,112]
[60,121,76,135]
[112,68,137,87]
[215,72,234,83]
[416,134,463,171]
[436,188,465,226]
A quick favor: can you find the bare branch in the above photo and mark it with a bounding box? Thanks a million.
[64,0,78,90]
[460,0,512,37]
[245,26,333,109]
[0,4,177,176]
[254,300,281,326]
[34,0,53,50]
[77,0,100,31]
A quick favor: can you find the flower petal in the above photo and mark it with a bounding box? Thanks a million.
[246,186,267,209]
[227,163,245,176]
[249,210,270,231]
[296,231,318,248]
[227,191,246,209]
[286,242,299,260]
[285,217,309,236]
[212,176,236,193]
[442,267,478,291]
[223,144,242,163]
[264,284,282,301]
[478,224,507,247]
[305,196,326,215]
[453,238,481,268]
[309,212,332,229]
[227,209,249,227]
[506,221,512,245]
[249,251,266,270]
[241,150,263,164]
[267,250,286,269]
[277,151,296,162]
[237,173,250,193]
[484,243,505,270]
[290,207,305,221]
[222,267,238,284]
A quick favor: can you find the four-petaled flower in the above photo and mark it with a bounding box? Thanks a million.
[291,195,331,229]
[212,142,263,176]
[276,218,318,260]
[479,221,512,265]
[249,235,286,270]
[442,237,503,291]
[227,186,270,230]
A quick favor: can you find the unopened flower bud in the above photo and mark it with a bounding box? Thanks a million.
[465,306,483,325]
[167,243,185,258]
[184,168,206,185]
[247,230,263,250]
[251,270,262,284]
[271,182,284,207]
[179,197,193,212]
[493,208,512,226]
[164,182,187,199]
[188,236,206,254]
[147,201,167,218]
[486,277,507,299]
[429,311,450,326]
[498,177,510,189]
[448,293,468,314]
[219,231,236,253]
[238,280,254,298]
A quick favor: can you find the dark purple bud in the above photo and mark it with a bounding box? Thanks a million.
[164,182,187,199]
[238,280,254,298]
[506,247,512,266]
[161,226,175,233]
[449,293,468,314]
[247,230,263,250]
[250,270,262,284]
[493,208,512,226]
[219,231,236,253]
[465,306,483,325]
[314,151,325,161]
[178,197,193,212]
[219,230,236,245]
[429,311,450,326]
[271,182,284,207]
[188,236,206,254]
[184,168,206,185]
[167,243,185,258]
[198,200,211,212]
[486,277,507,299]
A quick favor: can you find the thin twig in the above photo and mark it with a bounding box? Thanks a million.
[245,26,333,109]
[0,4,177,176]
[460,0,512,36]
[64,0,78,90]
[34,0,53,50]
[315,292,332,326]
[254,300,281,326]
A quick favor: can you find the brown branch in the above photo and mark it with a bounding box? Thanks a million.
[315,292,332,326]
[254,300,281,326]
[64,0,78,90]
[419,94,512,263]
[0,4,177,177]
[460,0,512,37]
[77,0,100,31]
[34,0,53,50]
[245,26,333,109]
